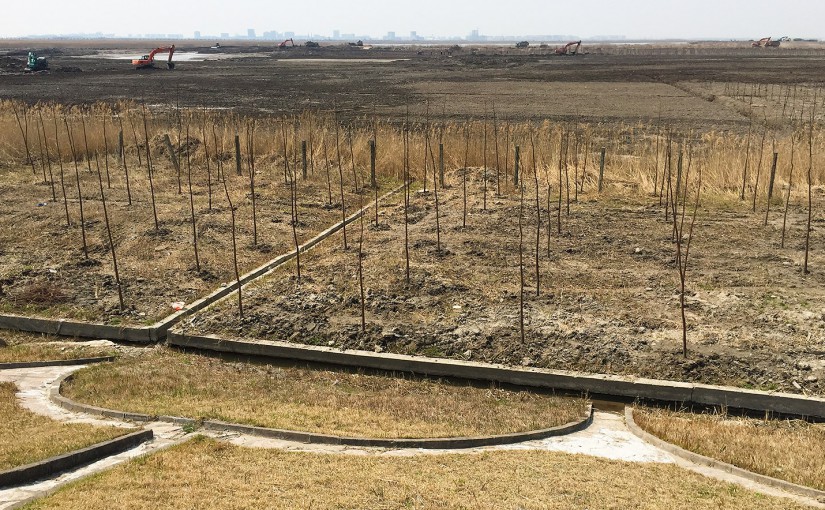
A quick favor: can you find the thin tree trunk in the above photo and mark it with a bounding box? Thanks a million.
[141,104,160,231]
[531,133,540,297]
[186,123,200,272]
[53,111,71,227]
[38,110,56,200]
[64,118,88,259]
[94,152,124,311]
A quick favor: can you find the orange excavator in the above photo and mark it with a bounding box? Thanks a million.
[752,37,780,48]
[132,45,176,69]
[278,38,295,49]
[554,41,582,55]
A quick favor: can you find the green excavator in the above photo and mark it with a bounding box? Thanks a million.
[24,52,48,72]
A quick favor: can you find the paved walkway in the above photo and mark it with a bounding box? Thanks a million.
[1,364,822,509]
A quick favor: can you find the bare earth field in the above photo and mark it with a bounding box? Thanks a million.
[3,40,825,128]
[183,171,825,395]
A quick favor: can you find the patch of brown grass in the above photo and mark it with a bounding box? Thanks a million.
[24,436,809,510]
[0,382,131,471]
[634,406,825,491]
[63,347,587,438]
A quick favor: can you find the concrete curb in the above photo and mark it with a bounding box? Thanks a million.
[0,356,115,370]
[167,332,825,419]
[200,405,593,449]
[0,185,403,344]
[51,373,593,449]
[0,429,153,489]
[624,407,825,501]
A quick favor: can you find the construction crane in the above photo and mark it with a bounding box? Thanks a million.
[752,37,780,48]
[278,38,294,49]
[24,52,48,72]
[132,45,176,69]
[554,41,582,55]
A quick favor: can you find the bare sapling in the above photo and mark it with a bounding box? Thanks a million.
[211,123,223,184]
[117,115,132,205]
[526,133,540,296]
[573,129,580,202]
[52,111,71,227]
[308,113,315,175]
[247,121,258,247]
[357,191,366,332]
[64,117,88,259]
[565,130,571,215]
[462,123,469,228]
[371,140,379,227]
[34,113,48,185]
[764,147,778,226]
[518,173,526,344]
[222,176,243,318]
[11,102,37,175]
[291,132,302,282]
[403,125,411,284]
[652,125,661,196]
[557,127,565,235]
[669,147,701,358]
[580,135,590,194]
[185,123,200,272]
[201,122,212,211]
[321,127,334,206]
[493,105,501,195]
[141,104,160,231]
[740,118,753,200]
[348,127,359,193]
[804,106,815,274]
[423,104,430,193]
[37,110,56,200]
[482,116,488,210]
[93,152,124,311]
[752,125,767,212]
[127,113,142,167]
[102,115,111,188]
[333,113,348,249]
[781,133,796,249]
[504,119,511,188]
[80,115,94,174]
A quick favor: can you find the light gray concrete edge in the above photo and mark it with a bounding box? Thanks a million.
[50,371,595,449]
[0,356,116,370]
[0,429,153,489]
[624,406,825,501]
[0,185,404,344]
[167,332,825,419]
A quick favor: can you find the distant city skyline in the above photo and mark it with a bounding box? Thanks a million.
[2,0,824,40]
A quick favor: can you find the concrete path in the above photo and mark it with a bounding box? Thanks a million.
[1,364,823,509]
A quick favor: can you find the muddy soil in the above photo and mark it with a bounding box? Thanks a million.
[4,41,825,128]
[184,168,825,395]
[0,153,390,324]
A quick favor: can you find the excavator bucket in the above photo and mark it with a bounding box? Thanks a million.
[167,62,175,70]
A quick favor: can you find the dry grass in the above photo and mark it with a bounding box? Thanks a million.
[62,347,586,438]
[634,406,825,491]
[24,436,809,509]
[0,382,131,471]
[0,331,117,363]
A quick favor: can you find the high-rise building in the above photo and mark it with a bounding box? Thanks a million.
[333,29,340,39]
[247,28,256,39]
[386,31,396,40]
[194,31,201,39]
[410,31,417,39]
[220,33,229,39]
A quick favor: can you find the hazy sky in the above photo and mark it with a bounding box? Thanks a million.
[2,0,823,39]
